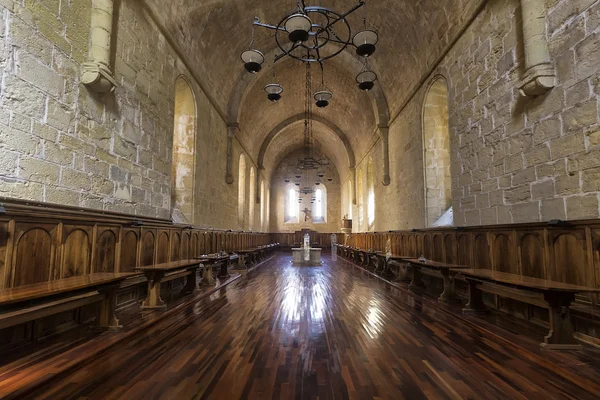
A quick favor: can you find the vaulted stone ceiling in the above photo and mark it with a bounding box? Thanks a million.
[143,0,482,176]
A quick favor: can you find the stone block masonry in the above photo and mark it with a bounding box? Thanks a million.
[0,0,237,227]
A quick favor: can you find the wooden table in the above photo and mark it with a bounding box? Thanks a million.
[359,250,377,269]
[374,254,411,280]
[235,249,257,269]
[137,260,203,309]
[404,258,469,302]
[0,273,136,331]
[452,268,600,350]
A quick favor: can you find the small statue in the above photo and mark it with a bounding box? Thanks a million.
[418,255,426,263]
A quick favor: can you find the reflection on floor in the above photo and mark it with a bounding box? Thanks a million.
[7,254,600,399]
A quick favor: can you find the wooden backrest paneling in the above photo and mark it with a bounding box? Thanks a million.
[171,232,181,262]
[492,233,516,274]
[62,228,91,278]
[120,230,138,272]
[157,232,169,263]
[94,229,116,273]
[519,232,545,278]
[13,227,54,287]
[550,232,587,286]
[141,231,155,267]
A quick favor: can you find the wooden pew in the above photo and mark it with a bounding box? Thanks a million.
[403,259,469,302]
[453,269,600,350]
[236,249,257,269]
[0,273,135,331]
[137,260,203,310]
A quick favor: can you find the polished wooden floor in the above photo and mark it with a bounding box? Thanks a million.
[12,254,600,399]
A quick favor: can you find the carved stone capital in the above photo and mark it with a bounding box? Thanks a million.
[519,62,556,97]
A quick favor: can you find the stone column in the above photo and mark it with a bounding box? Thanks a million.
[349,167,356,205]
[225,124,239,184]
[256,166,264,204]
[379,126,391,186]
[519,0,556,96]
[82,0,117,93]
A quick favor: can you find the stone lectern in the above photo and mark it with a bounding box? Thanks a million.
[292,234,322,266]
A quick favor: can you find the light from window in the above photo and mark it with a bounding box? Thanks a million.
[368,190,375,226]
[315,189,323,218]
[288,188,297,218]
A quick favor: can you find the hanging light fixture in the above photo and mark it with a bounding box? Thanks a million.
[353,7,378,57]
[264,56,284,101]
[353,30,378,57]
[285,13,312,43]
[264,83,283,102]
[356,59,377,91]
[314,64,332,108]
[240,19,264,73]
[241,50,264,73]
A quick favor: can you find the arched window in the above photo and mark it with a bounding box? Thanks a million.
[171,77,196,222]
[347,180,353,220]
[423,77,452,227]
[313,185,327,223]
[260,180,265,231]
[367,157,375,229]
[285,185,299,223]
[266,188,271,230]
[249,167,256,230]
[238,154,246,227]
[357,167,364,230]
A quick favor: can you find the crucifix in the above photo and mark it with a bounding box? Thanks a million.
[301,207,312,222]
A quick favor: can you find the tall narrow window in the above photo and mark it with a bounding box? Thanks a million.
[423,77,453,227]
[286,186,299,223]
[249,167,256,230]
[266,188,271,230]
[172,77,196,222]
[367,157,375,229]
[238,154,246,227]
[357,168,364,230]
[347,180,353,220]
[313,185,327,223]
[260,180,265,231]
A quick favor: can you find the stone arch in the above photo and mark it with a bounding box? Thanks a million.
[257,114,356,170]
[422,76,452,227]
[172,75,197,222]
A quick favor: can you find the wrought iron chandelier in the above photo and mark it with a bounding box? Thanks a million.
[240,0,379,104]
[281,63,333,204]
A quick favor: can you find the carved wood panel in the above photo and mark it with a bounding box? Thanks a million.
[61,227,92,278]
[120,230,138,272]
[94,229,117,273]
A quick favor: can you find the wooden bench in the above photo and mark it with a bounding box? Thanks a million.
[403,259,469,302]
[374,253,411,280]
[452,269,600,350]
[137,260,203,310]
[0,273,135,332]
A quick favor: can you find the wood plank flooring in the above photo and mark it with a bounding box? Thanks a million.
[10,254,600,399]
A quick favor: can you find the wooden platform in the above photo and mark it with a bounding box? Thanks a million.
[3,254,600,399]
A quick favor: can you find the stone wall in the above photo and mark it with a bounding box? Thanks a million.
[0,0,243,229]
[351,0,600,232]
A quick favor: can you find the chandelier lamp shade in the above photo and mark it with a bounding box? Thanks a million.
[285,13,312,43]
[264,83,284,102]
[241,49,265,73]
[356,69,377,91]
[314,89,332,108]
[353,29,378,57]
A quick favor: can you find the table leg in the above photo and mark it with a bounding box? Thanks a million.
[439,269,458,303]
[238,254,245,269]
[218,261,230,278]
[95,285,121,331]
[462,279,487,314]
[141,271,167,309]
[540,292,581,350]
[408,265,425,292]
[200,264,215,286]
[181,268,199,294]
